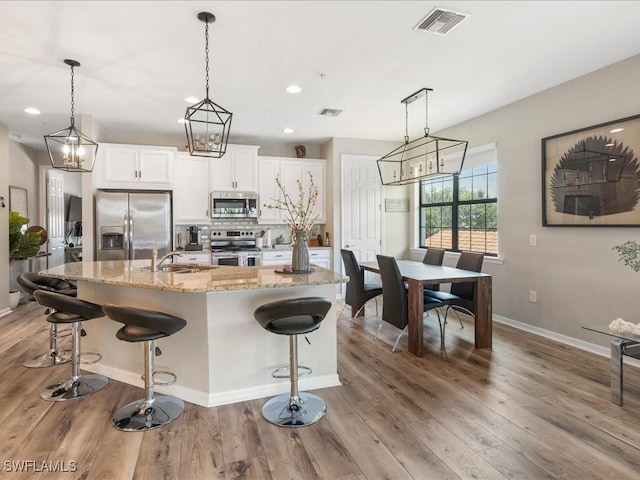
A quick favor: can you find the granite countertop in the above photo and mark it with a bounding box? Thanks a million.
[39,260,347,293]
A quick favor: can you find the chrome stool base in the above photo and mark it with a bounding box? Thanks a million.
[262,392,327,427]
[23,349,72,368]
[40,373,108,402]
[112,395,184,432]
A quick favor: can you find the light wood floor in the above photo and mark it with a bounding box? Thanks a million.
[2,300,640,480]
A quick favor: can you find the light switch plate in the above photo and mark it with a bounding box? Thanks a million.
[529,235,536,246]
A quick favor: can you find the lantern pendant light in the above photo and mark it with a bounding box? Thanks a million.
[184,12,232,158]
[44,59,98,173]
[377,88,468,186]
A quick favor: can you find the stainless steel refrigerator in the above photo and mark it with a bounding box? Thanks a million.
[95,190,172,261]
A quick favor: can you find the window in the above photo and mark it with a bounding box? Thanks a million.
[418,146,498,255]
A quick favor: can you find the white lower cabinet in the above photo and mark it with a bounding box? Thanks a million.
[180,251,211,265]
[261,250,292,266]
[309,249,331,269]
[261,249,331,269]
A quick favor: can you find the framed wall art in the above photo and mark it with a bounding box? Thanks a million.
[542,113,640,227]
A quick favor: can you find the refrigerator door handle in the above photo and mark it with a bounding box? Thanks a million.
[123,212,130,260]
[129,211,134,260]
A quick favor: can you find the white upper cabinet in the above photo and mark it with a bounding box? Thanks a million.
[96,143,176,189]
[257,157,281,223]
[173,153,210,224]
[209,145,259,192]
[257,156,326,224]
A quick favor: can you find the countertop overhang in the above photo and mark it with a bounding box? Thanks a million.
[39,260,347,293]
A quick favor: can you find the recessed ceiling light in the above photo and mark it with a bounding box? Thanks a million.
[286,85,302,94]
[24,107,40,115]
[185,96,199,103]
[610,128,624,133]
[282,128,294,134]
[177,118,189,124]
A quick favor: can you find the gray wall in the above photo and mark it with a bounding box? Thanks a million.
[420,54,640,346]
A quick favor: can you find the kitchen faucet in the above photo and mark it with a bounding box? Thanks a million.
[150,243,183,272]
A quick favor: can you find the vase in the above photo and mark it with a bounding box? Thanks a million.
[9,291,20,309]
[291,230,311,273]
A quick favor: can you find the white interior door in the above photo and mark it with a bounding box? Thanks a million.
[47,169,65,267]
[341,154,382,265]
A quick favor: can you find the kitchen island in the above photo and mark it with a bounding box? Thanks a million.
[39,260,347,407]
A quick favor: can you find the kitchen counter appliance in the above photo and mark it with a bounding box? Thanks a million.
[95,190,172,261]
[210,230,261,267]
[210,191,258,219]
[186,225,203,251]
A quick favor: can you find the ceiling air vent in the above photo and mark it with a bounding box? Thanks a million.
[318,108,343,117]
[414,7,470,35]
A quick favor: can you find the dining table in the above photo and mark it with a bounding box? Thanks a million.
[360,259,492,357]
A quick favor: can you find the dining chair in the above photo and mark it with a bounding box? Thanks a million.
[340,249,382,324]
[422,247,445,291]
[424,251,484,334]
[375,255,443,351]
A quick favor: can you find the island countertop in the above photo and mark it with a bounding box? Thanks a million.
[39,260,347,293]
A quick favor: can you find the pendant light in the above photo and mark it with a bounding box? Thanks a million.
[377,88,468,185]
[44,59,98,173]
[184,12,232,158]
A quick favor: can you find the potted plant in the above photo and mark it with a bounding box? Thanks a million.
[613,241,640,272]
[8,211,45,308]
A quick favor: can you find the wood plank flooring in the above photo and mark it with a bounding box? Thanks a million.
[1,300,640,479]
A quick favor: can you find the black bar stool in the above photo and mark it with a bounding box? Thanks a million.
[102,304,186,432]
[33,290,108,401]
[254,296,331,427]
[17,272,77,368]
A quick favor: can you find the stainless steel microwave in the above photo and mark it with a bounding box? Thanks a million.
[210,191,258,219]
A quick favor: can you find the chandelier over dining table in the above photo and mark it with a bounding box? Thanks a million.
[377,88,468,186]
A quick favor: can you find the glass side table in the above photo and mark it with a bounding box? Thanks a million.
[583,324,640,405]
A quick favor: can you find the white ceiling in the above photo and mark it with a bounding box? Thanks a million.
[2,1,640,152]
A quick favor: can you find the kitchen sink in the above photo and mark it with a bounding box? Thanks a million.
[143,264,218,274]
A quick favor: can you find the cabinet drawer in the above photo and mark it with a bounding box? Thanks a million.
[182,252,211,265]
[261,250,292,265]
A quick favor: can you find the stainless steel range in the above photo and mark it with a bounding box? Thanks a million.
[210,230,261,267]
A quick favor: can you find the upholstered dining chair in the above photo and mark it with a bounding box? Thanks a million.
[424,251,485,335]
[422,247,445,291]
[340,249,382,324]
[375,255,444,351]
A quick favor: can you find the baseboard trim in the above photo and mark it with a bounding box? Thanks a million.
[494,314,640,367]
[82,362,341,408]
[0,307,12,318]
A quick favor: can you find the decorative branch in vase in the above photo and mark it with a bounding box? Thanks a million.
[263,171,319,272]
[613,240,640,272]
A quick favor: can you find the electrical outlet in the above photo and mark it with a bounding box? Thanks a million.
[529,234,536,246]
[529,290,537,303]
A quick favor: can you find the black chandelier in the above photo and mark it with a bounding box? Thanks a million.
[44,59,98,173]
[184,12,232,158]
[377,88,468,186]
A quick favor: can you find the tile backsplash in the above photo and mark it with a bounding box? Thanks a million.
[174,222,325,248]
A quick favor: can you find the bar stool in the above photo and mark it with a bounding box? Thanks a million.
[17,272,77,368]
[102,304,186,432]
[33,290,108,401]
[254,296,331,427]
